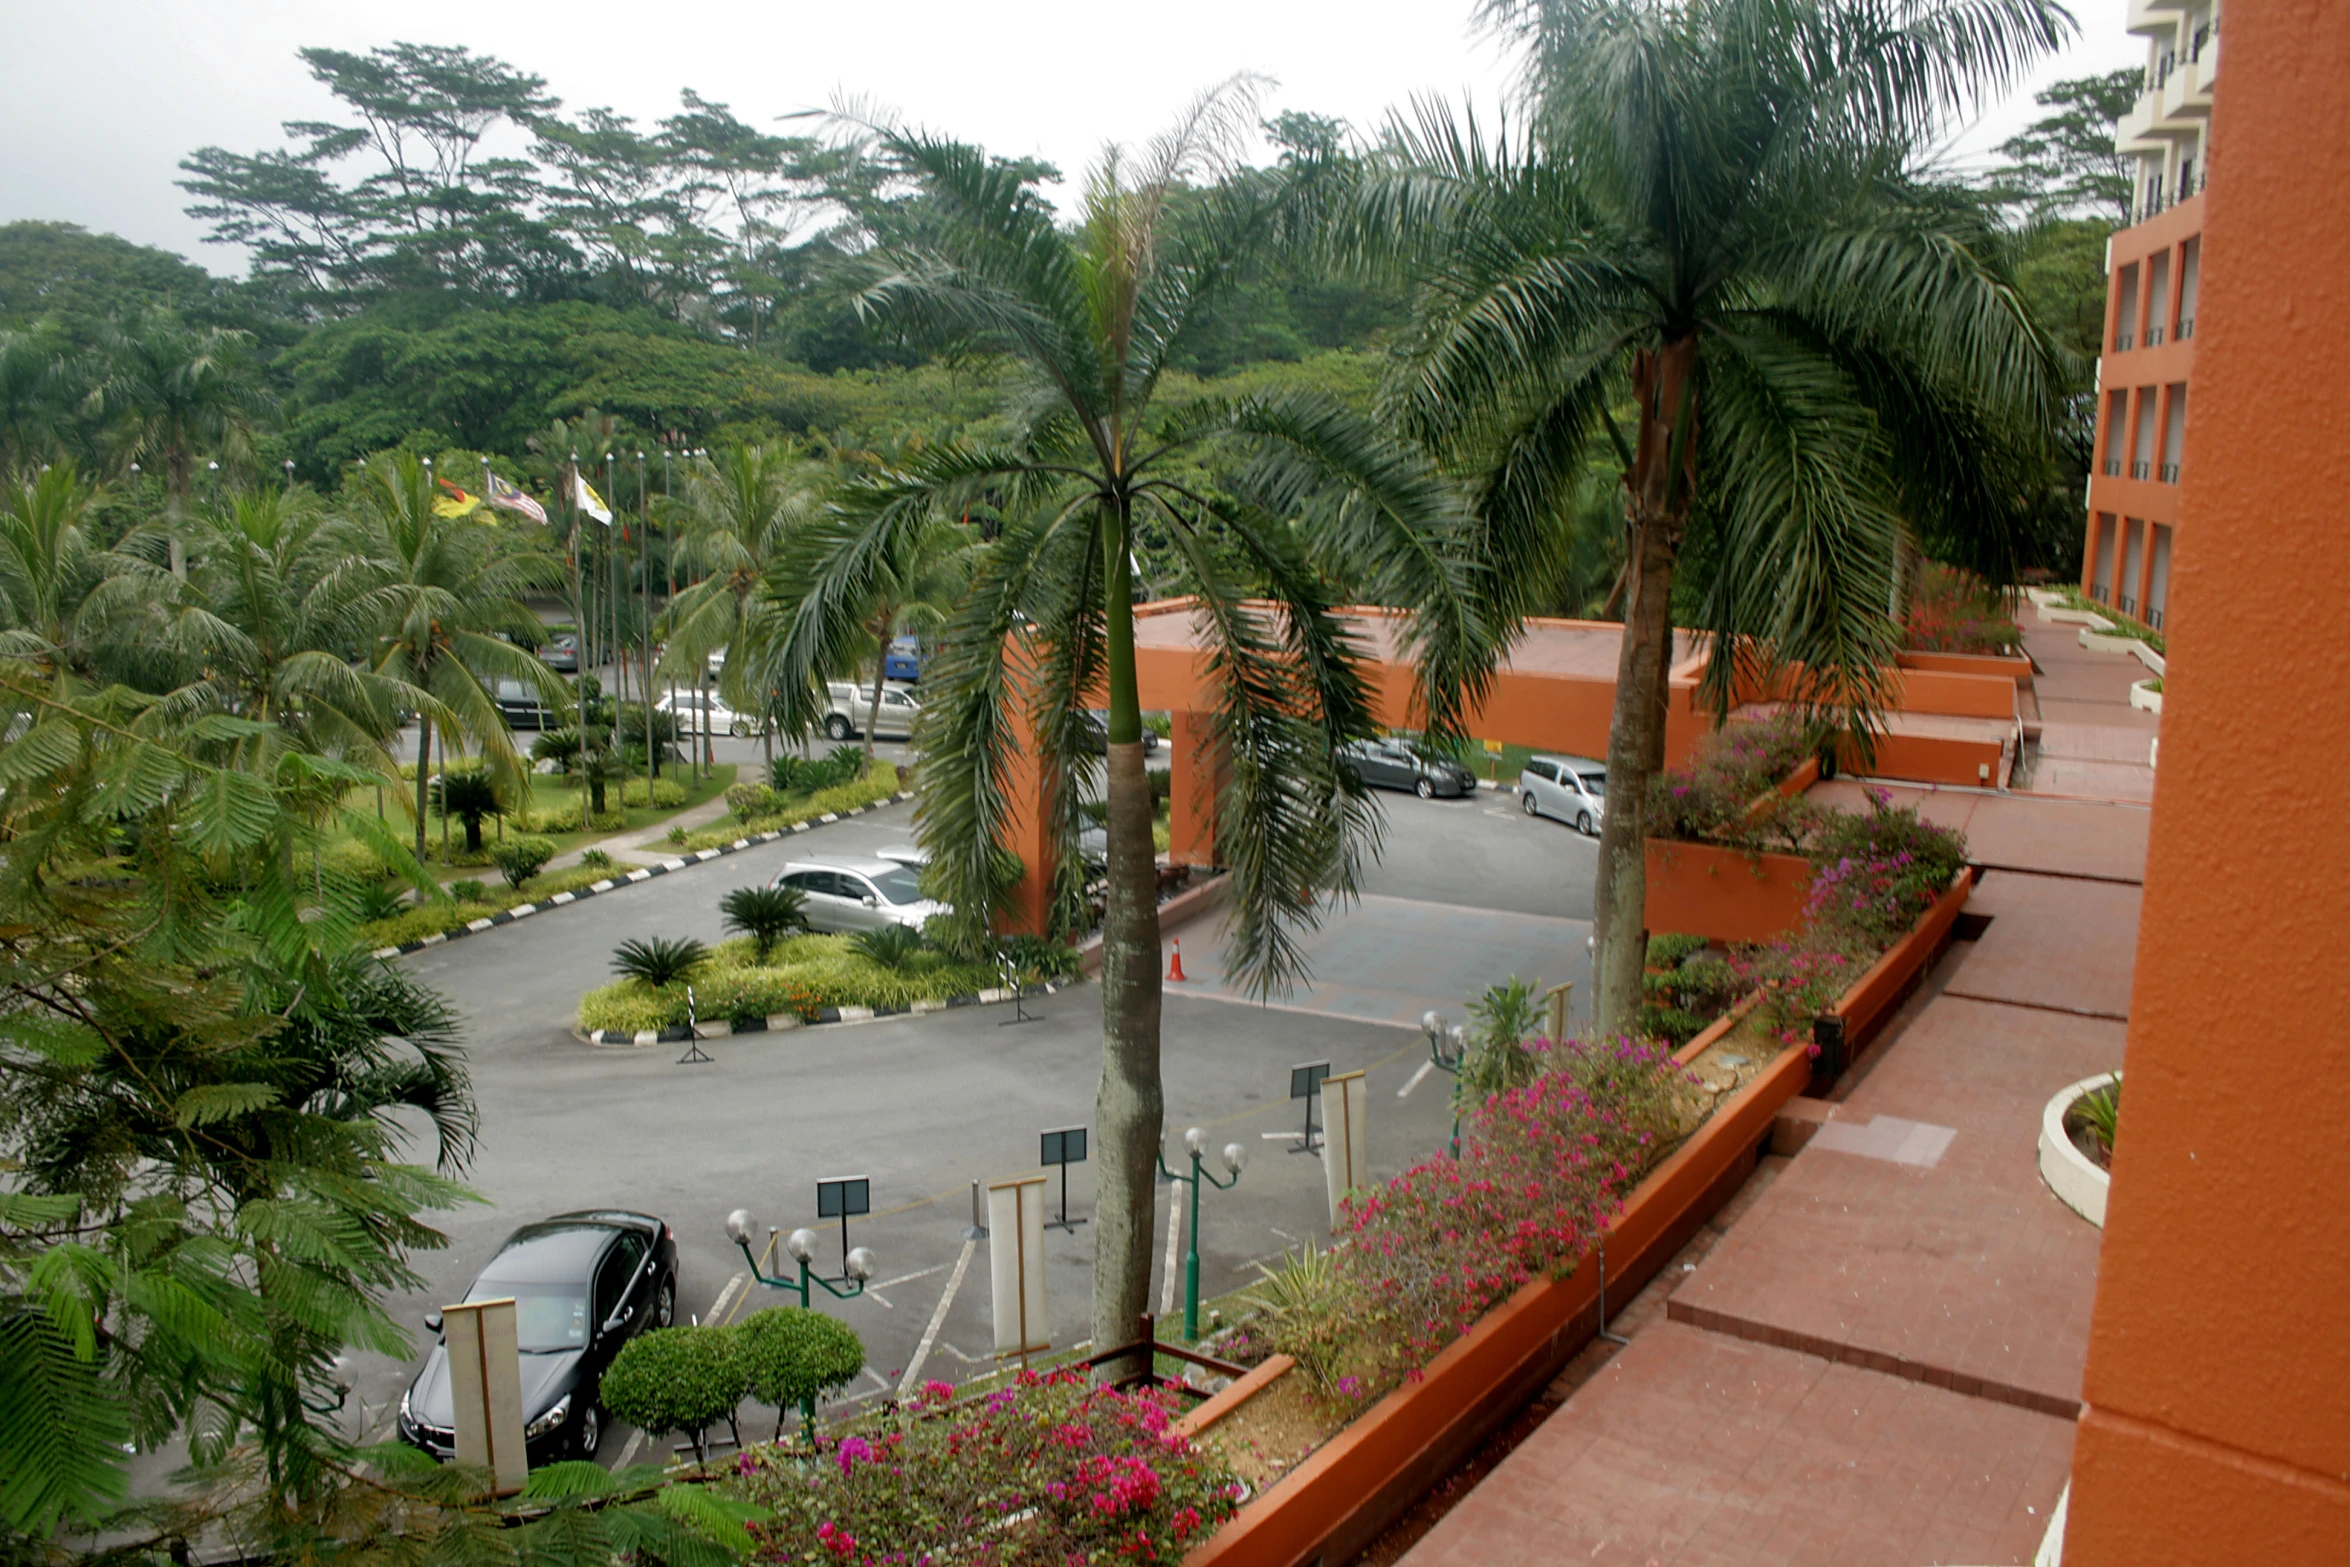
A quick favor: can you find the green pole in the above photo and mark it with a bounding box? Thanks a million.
[1184,1150,1204,1341]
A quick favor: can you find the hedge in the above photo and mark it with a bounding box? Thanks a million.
[673,763,902,854]
[577,934,999,1033]
[353,862,641,950]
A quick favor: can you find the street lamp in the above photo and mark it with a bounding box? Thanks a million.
[724,1208,875,1308]
[1422,1010,1469,1157]
[1156,1127,1245,1341]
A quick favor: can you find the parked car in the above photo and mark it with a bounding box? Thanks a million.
[873,843,926,871]
[882,635,923,683]
[658,689,764,738]
[769,856,946,932]
[540,634,580,674]
[824,681,921,743]
[706,647,726,680]
[1518,753,1608,835]
[1338,737,1479,799]
[396,1210,678,1466]
[494,677,563,730]
[1078,710,1159,754]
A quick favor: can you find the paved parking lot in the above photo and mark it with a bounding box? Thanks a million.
[300,770,1603,1469]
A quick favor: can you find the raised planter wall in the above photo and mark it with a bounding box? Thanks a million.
[1888,666,2021,721]
[1843,729,2011,789]
[2038,1074,2116,1228]
[1897,649,2035,690]
[1643,838,1814,944]
[1183,878,1975,1567]
[1810,867,1976,1085]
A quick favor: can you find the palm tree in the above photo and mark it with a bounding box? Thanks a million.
[1351,0,2071,1034]
[767,82,1484,1364]
[659,443,822,769]
[0,462,166,690]
[344,454,566,860]
[845,507,973,759]
[90,308,270,576]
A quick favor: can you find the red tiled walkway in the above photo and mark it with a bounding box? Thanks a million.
[1807,780,2150,886]
[1941,874,2142,1020]
[1401,1320,2076,1567]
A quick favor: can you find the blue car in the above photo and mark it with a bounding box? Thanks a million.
[882,636,923,683]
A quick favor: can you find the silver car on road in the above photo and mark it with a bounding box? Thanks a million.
[1518,753,1608,835]
[769,856,946,932]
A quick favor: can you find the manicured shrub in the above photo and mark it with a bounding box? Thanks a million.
[448,878,489,903]
[728,1372,1240,1566]
[1643,711,1821,849]
[735,1308,865,1438]
[493,834,556,888]
[727,782,784,821]
[611,936,709,987]
[345,879,409,924]
[621,776,689,809]
[598,1324,746,1462]
[429,769,506,853]
[720,884,809,959]
[848,924,925,970]
[994,933,1080,984]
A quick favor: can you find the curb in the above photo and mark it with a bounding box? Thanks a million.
[370,792,916,962]
[582,977,1079,1047]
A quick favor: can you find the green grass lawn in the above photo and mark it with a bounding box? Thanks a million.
[341,764,737,886]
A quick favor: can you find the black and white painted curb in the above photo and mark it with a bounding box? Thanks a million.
[583,978,1079,1047]
[370,791,916,961]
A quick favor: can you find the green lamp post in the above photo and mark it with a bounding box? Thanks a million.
[1156,1127,1246,1341]
[725,1208,875,1308]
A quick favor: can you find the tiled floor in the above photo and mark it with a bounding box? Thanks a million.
[1806,782,2150,885]
[1400,1321,2077,1567]
[1941,872,2142,1019]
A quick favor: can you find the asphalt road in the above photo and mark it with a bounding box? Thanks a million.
[302,770,1601,1470]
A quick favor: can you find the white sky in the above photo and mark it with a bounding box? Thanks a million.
[0,0,2142,277]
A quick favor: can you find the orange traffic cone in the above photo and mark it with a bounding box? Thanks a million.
[1166,939,1188,983]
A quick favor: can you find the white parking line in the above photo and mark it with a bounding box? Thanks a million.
[872,1264,946,1292]
[615,1429,645,1468]
[1398,1060,1436,1098]
[895,1239,977,1401]
[1159,1181,1184,1316]
[707,1272,746,1325]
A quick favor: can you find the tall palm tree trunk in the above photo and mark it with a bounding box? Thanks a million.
[1093,503,1163,1376]
[412,717,434,863]
[865,614,891,761]
[1591,339,1697,1036]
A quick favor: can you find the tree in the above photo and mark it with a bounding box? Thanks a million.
[719,884,809,960]
[1350,0,2070,1035]
[345,453,565,859]
[89,308,271,575]
[1986,69,2142,224]
[766,81,1480,1369]
[846,507,973,758]
[735,1307,863,1439]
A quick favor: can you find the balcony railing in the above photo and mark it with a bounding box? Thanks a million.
[2180,316,2195,339]
[2120,595,2137,615]
[2092,580,2110,601]
[2132,461,2152,479]
[2103,459,2123,477]
[2160,462,2180,483]
[2148,324,2165,346]
[2115,331,2135,351]
[2147,606,2164,630]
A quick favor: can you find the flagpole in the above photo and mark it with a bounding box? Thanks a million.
[664,444,677,780]
[570,453,590,834]
[636,450,652,790]
[607,450,622,711]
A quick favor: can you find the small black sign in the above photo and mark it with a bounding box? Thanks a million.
[1041,1127,1089,1166]
[1290,1061,1333,1101]
[816,1176,870,1220]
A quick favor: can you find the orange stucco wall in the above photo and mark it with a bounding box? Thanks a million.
[2066,4,2350,1558]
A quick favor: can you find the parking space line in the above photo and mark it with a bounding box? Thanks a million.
[873,1264,946,1292]
[615,1429,645,1468]
[1159,1182,1184,1316]
[896,1238,977,1401]
[707,1272,746,1325]
[1399,1060,1436,1098]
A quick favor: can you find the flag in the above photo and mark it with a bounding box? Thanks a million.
[433,477,481,518]
[572,471,613,525]
[485,473,547,525]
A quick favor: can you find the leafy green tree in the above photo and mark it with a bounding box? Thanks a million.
[1986,69,2142,223]
[597,1324,745,1462]
[840,507,972,758]
[345,453,565,858]
[430,767,504,853]
[766,81,1481,1368]
[735,1307,863,1439]
[1349,0,2071,1035]
[0,463,167,690]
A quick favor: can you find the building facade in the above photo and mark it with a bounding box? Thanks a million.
[2079,0,2220,631]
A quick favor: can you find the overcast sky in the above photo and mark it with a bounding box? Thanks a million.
[0,0,2142,277]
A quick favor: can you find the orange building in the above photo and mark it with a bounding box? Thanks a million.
[2080,0,2220,631]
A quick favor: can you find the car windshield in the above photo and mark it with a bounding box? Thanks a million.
[1576,773,1607,797]
[870,866,926,906]
[468,1282,589,1352]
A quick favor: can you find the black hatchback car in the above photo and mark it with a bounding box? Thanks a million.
[397,1211,678,1464]
[1338,737,1480,798]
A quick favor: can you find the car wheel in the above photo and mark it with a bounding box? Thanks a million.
[655,1275,675,1329]
[1414,777,1434,800]
[730,719,751,739]
[576,1404,601,1459]
[1576,811,1593,836]
[1522,790,1540,817]
[825,714,854,742]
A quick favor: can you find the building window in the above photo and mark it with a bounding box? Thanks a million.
[2160,463,2180,483]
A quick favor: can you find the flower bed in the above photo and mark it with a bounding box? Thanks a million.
[577,934,1003,1033]
[724,1371,1244,1566]
[1904,563,2022,655]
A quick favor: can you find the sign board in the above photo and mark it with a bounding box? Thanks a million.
[1040,1127,1088,1167]
[1483,738,1504,756]
[1289,1061,1332,1102]
[443,1297,528,1495]
[986,1176,1050,1359]
[816,1176,871,1220]
[1320,1070,1370,1232]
